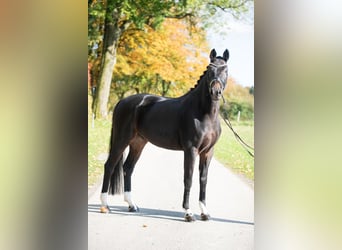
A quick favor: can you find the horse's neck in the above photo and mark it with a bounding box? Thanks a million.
[188,75,220,118]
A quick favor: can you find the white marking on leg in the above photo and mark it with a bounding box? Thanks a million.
[100,193,108,207]
[199,201,209,215]
[184,208,193,216]
[123,147,129,161]
[124,191,137,208]
[184,208,195,221]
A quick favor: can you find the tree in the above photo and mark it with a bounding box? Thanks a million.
[92,0,177,118]
[91,0,252,119]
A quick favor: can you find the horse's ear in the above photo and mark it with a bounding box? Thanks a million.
[223,49,229,62]
[209,49,217,62]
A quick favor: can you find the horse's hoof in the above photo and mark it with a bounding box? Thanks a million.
[200,213,210,221]
[128,206,139,212]
[184,213,196,222]
[100,206,110,213]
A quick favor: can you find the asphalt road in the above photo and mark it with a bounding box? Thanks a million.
[88,143,254,250]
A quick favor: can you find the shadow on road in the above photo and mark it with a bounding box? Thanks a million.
[88,204,254,226]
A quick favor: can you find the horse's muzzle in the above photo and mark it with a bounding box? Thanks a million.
[210,80,223,101]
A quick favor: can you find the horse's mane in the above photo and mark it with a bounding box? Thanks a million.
[188,67,208,92]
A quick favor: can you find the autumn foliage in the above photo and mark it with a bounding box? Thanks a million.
[111,19,209,100]
[88,3,253,117]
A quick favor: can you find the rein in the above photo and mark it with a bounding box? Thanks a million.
[208,62,254,157]
[219,99,255,158]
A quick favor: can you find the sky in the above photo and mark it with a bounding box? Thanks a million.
[206,10,254,87]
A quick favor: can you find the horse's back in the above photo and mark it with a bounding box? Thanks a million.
[113,94,163,118]
[112,93,166,131]
[136,97,184,150]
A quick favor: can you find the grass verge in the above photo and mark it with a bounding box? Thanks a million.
[88,118,112,188]
[214,119,254,180]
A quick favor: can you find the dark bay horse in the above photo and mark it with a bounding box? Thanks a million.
[100,49,229,222]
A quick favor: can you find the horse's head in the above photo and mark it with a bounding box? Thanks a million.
[207,49,229,101]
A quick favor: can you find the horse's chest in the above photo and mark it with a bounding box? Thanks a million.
[194,119,220,151]
[201,128,219,146]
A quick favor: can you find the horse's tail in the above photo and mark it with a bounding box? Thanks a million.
[105,97,133,195]
[106,113,125,195]
[108,154,124,195]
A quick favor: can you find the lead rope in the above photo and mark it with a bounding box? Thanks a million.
[219,97,255,158]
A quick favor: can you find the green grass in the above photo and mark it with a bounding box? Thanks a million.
[214,120,254,180]
[88,117,112,188]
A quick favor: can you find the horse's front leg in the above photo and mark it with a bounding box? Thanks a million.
[183,147,197,222]
[198,149,214,221]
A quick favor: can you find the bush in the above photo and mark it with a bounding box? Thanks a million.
[220,101,254,121]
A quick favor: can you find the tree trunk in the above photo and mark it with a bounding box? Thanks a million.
[93,1,130,119]
[93,21,118,118]
[161,79,171,97]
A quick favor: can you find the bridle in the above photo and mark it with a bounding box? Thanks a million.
[207,62,228,98]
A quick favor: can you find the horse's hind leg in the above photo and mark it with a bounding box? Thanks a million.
[100,129,133,213]
[123,135,147,212]
[100,145,126,213]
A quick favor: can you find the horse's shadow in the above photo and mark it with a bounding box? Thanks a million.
[88,204,254,226]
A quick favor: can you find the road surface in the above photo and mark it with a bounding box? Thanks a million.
[88,143,254,250]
